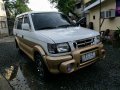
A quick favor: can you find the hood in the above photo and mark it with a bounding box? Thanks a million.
[36,27,99,43]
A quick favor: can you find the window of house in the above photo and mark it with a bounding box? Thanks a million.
[100,11,104,18]
[106,11,109,18]
[1,21,6,28]
[93,15,95,20]
[0,16,7,29]
[17,16,23,30]
[76,3,81,9]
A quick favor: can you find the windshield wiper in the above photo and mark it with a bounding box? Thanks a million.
[38,26,57,30]
[36,24,76,30]
[57,24,75,28]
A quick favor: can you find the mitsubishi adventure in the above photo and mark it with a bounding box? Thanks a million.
[13,11,105,76]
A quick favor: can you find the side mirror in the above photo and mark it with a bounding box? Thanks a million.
[22,23,30,30]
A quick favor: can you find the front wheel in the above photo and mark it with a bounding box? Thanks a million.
[35,54,50,78]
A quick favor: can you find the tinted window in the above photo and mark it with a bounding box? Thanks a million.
[17,17,23,29]
[31,12,73,30]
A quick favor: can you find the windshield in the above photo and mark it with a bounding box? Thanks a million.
[31,12,74,30]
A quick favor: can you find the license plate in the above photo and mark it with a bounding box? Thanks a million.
[81,52,96,62]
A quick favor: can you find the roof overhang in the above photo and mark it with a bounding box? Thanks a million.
[84,0,105,12]
[75,0,82,5]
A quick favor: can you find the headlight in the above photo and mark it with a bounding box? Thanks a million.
[48,43,71,54]
[57,43,70,53]
[95,35,101,44]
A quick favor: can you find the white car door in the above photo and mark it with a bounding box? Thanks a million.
[21,14,34,58]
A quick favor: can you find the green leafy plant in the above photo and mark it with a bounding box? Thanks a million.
[117,26,120,34]
[49,0,79,18]
[4,0,31,18]
[115,26,120,40]
[116,27,120,48]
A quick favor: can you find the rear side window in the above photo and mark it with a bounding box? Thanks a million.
[17,17,23,30]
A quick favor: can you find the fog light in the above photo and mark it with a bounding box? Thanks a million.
[67,64,73,72]
[60,60,75,73]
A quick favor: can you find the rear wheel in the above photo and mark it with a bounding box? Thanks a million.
[35,54,50,78]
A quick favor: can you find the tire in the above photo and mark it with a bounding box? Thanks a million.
[35,54,50,78]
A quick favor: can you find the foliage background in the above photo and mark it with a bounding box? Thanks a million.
[49,0,79,18]
[3,0,31,35]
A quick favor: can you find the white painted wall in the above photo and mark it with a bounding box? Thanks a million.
[86,0,120,31]
[0,0,8,36]
[0,0,6,16]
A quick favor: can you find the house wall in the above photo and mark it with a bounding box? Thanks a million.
[0,0,8,36]
[86,0,120,31]
[0,0,6,16]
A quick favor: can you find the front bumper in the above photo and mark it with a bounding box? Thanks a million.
[45,43,105,74]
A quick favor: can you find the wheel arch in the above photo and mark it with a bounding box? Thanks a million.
[33,45,49,68]
[33,45,46,57]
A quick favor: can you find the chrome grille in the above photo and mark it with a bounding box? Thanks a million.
[74,38,94,48]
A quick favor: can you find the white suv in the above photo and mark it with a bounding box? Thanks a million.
[13,11,105,76]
